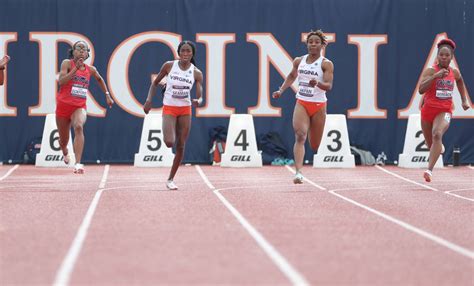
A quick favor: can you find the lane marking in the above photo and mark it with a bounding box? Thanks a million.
[375,165,439,191]
[195,165,309,286]
[53,165,110,286]
[285,165,326,190]
[0,165,19,181]
[283,167,474,260]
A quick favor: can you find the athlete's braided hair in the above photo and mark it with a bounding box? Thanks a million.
[306,29,327,45]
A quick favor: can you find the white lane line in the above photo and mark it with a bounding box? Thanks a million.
[53,165,110,286]
[285,165,326,190]
[444,189,474,202]
[377,165,474,202]
[195,165,309,286]
[0,164,19,181]
[375,165,439,191]
[283,167,474,260]
[329,189,474,259]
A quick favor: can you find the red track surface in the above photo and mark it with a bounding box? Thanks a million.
[1,164,473,285]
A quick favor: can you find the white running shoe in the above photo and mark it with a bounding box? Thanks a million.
[166,180,178,190]
[293,172,304,184]
[73,163,84,174]
[423,170,432,182]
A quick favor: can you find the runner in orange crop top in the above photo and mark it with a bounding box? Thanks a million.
[143,41,203,190]
[272,30,334,184]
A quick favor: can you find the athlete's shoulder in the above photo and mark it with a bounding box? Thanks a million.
[293,56,304,65]
[61,59,72,66]
[193,66,203,81]
[322,58,334,70]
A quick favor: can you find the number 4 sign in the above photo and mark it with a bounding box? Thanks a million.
[134,113,174,167]
[36,114,76,167]
[313,114,355,168]
[221,114,262,167]
[398,114,443,168]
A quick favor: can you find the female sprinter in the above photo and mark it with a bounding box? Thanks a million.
[143,41,203,190]
[272,30,334,184]
[57,41,114,174]
[418,38,470,182]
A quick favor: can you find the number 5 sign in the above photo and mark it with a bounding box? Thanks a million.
[36,114,76,167]
[313,114,355,168]
[134,113,174,167]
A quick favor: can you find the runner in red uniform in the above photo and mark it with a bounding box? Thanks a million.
[418,38,470,182]
[0,55,10,85]
[56,41,114,174]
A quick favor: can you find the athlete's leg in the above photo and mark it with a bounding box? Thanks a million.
[167,115,191,182]
[71,108,87,165]
[293,102,310,174]
[56,116,71,161]
[421,120,433,149]
[427,112,450,171]
[162,115,177,148]
[308,105,326,152]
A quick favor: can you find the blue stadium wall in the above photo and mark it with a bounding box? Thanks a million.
[0,0,473,164]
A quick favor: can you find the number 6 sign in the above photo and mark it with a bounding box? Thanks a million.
[36,114,76,167]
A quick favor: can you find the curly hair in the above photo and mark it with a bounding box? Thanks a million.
[306,29,327,45]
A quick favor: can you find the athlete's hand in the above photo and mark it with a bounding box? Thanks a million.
[272,90,282,99]
[462,100,470,111]
[0,55,10,68]
[434,68,449,79]
[192,99,201,107]
[309,79,318,87]
[143,99,152,114]
[75,58,85,70]
[105,93,114,108]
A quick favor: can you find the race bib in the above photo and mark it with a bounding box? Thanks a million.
[298,82,314,97]
[172,85,190,99]
[71,85,87,98]
[436,89,452,99]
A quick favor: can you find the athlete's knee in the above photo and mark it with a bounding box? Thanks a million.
[432,130,443,142]
[294,130,307,144]
[73,123,84,134]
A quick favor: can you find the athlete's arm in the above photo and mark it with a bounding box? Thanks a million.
[315,60,334,91]
[418,67,448,94]
[192,68,204,107]
[0,55,11,85]
[58,59,79,86]
[272,57,301,98]
[454,69,470,110]
[144,61,172,114]
[90,66,114,108]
